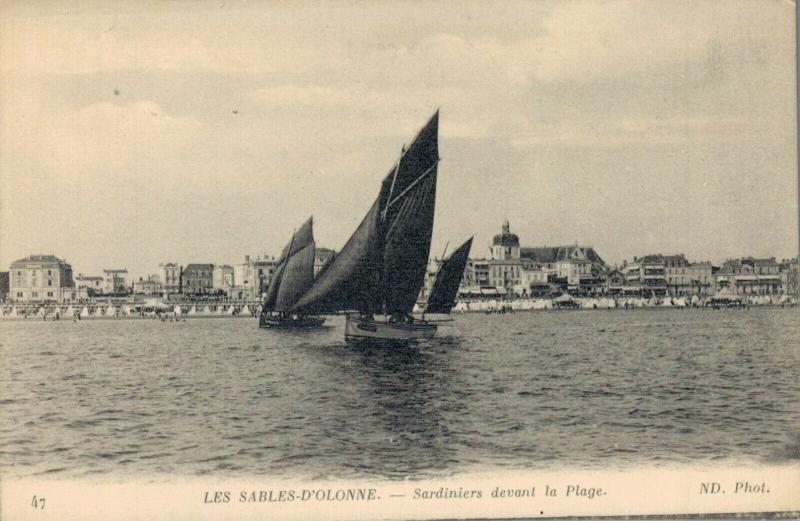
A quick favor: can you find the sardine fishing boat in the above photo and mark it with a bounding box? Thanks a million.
[289,110,466,342]
[259,217,326,329]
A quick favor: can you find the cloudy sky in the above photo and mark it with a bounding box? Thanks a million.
[1,0,796,278]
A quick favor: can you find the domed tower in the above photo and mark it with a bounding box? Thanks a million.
[491,220,520,260]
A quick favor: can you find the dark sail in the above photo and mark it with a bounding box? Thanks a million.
[378,111,439,315]
[425,237,473,314]
[262,217,314,312]
[275,241,316,312]
[291,110,440,315]
[291,198,383,314]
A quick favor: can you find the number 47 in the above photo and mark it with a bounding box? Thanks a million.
[31,495,46,510]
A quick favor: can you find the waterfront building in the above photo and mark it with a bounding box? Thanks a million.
[213,265,235,292]
[75,274,104,296]
[458,221,606,296]
[159,262,181,294]
[181,264,214,295]
[233,256,256,300]
[132,274,163,295]
[663,254,691,295]
[779,258,799,295]
[520,245,605,295]
[601,268,626,295]
[0,272,8,301]
[8,254,83,302]
[485,220,528,294]
[688,261,714,295]
[231,255,279,300]
[464,259,490,288]
[717,257,781,295]
[624,255,667,296]
[252,256,278,295]
[491,220,521,260]
[102,269,129,294]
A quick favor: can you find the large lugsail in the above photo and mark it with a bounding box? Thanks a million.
[263,217,315,312]
[378,111,439,315]
[291,198,383,313]
[425,237,473,314]
[291,111,440,315]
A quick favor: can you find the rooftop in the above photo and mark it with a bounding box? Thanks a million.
[521,246,605,265]
[492,220,520,248]
[9,255,71,269]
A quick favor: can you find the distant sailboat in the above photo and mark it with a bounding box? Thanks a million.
[259,217,325,328]
[424,237,473,316]
[291,111,443,341]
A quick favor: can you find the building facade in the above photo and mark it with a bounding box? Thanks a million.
[779,258,799,295]
[520,245,605,294]
[75,274,104,296]
[181,264,214,295]
[8,254,80,302]
[624,255,667,296]
[102,269,129,294]
[717,257,781,295]
[213,265,235,292]
[0,272,9,301]
[688,261,714,295]
[132,275,163,295]
[663,254,691,295]
[160,262,181,294]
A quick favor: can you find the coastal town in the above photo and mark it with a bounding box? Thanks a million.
[2,220,798,319]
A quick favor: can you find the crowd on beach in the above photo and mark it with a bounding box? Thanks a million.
[2,293,796,321]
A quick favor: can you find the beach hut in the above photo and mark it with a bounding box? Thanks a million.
[553,293,579,309]
[708,287,742,308]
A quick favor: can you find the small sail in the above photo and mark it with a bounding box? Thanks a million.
[263,217,314,311]
[425,237,473,314]
[275,241,316,312]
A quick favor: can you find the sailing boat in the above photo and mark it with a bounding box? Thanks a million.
[259,217,326,328]
[291,111,442,341]
[423,237,473,317]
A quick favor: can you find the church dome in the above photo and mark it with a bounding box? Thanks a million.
[492,220,519,248]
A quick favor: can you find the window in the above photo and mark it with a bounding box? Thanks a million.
[47,292,53,297]
[48,280,52,286]
[48,270,52,275]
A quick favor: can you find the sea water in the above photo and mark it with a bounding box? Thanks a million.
[1,308,798,479]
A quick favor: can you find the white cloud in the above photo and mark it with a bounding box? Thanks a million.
[2,98,201,183]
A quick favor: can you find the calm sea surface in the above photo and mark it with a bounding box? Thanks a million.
[1,308,798,480]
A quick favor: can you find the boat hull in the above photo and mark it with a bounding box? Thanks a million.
[259,313,325,329]
[344,314,437,341]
